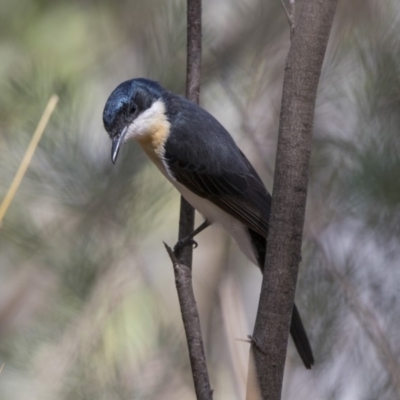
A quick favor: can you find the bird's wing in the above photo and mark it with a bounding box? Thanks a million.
[167,156,270,237]
[164,109,271,238]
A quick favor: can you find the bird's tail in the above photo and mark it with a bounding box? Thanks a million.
[290,303,314,369]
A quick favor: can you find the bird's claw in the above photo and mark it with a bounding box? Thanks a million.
[174,238,198,254]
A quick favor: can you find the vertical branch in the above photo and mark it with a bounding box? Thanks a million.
[186,0,202,104]
[251,1,338,398]
[165,1,212,399]
[177,0,203,266]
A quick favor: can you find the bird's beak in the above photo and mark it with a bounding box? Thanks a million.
[111,126,128,164]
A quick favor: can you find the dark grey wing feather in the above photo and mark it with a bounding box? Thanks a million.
[163,94,271,238]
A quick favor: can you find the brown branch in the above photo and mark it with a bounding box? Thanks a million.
[185,0,202,104]
[176,0,203,267]
[250,1,339,398]
[164,1,212,399]
[164,244,213,399]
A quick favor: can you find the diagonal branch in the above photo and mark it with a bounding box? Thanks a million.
[279,0,291,23]
[278,0,295,39]
[0,95,58,227]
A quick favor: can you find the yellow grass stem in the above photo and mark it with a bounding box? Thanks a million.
[0,95,59,227]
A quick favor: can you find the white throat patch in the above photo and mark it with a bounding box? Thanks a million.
[123,98,174,181]
[124,99,169,141]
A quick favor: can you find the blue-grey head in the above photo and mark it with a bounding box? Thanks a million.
[103,78,166,163]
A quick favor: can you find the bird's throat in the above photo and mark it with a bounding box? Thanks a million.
[126,98,171,175]
[136,121,169,165]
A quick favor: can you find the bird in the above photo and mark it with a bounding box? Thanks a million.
[102,78,314,369]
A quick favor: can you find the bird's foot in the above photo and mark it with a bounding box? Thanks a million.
[172,220,210,256]
[173,237,198,254]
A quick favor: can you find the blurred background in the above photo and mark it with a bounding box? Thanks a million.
[1,0,400,399]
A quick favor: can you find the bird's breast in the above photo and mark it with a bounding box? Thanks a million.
[137,127,168,166]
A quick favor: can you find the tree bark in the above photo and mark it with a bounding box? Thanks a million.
[165,1,213,399]
[164,244,212,400]
[251,1,339,398]
[177,0,203,268]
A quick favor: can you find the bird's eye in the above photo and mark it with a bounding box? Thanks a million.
[129,103,136,114]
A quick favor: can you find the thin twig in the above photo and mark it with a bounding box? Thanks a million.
[236,338,252,344]
[0,363,4,375]
[279,0,293,29]
[164,0,212,399]
[0,95,59,227]
[186,0,202,104]
[279,0,295,38]
[164,243,213,399]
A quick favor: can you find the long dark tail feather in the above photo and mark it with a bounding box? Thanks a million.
[248,228,314,369]
[290,303,314,369]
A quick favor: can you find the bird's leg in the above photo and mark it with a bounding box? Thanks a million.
[173,220,211,253]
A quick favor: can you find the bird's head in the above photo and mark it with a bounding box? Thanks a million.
[103,78,167,164]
